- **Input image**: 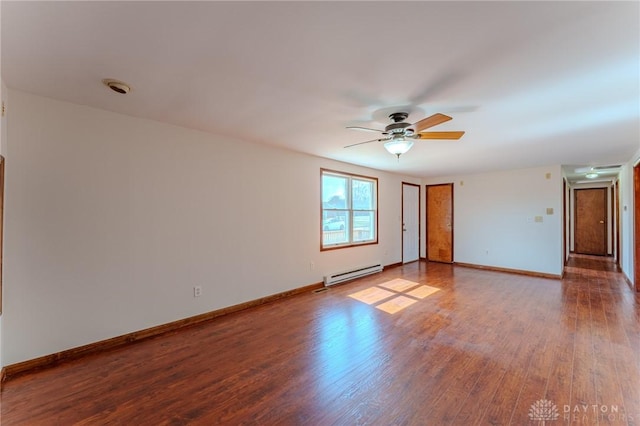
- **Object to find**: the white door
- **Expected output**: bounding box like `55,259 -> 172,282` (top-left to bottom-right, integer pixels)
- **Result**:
402,183 -> 420,263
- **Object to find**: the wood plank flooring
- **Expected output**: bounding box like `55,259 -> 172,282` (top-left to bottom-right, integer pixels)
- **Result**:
2,255 -> 638,425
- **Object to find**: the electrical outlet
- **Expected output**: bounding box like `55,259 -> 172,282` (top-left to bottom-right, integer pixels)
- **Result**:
193,286 -> 202,297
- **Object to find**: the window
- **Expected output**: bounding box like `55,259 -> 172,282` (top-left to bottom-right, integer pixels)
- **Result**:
321,169 -> 378,250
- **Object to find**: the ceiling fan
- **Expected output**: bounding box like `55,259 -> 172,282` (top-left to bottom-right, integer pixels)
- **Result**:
345,112 -> 465,158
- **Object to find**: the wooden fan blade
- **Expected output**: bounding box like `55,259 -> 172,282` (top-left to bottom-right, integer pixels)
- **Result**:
416,131 -> 465,140
346,126 -> 383,133
413,113 -> 452,132
344,137 -> 390,148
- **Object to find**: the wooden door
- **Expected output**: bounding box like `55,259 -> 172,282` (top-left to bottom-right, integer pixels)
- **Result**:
402,183 -> 420,264
574,188 -> 607,255
563,178 -> 567,265
614,182 -> 620,266
426,183 -> 453,263
635,164 -> 639,291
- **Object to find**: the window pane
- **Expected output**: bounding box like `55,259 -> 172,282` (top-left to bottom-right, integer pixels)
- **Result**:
352,179 -> 373,210
322,175 -> 348,209
353,211 -> 375,242
321,169 -> 377,250
323,210 -> 349,245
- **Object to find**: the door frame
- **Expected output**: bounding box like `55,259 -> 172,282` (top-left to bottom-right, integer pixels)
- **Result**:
401,182 -> 421,264
574,187 -> 608,256
562,178 -> 567,265
634,163 -> 639,291
613,181 -> 620,266
426,183 -> 454,263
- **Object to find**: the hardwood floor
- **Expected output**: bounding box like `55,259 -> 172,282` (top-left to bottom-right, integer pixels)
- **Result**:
2,256 -> 638,425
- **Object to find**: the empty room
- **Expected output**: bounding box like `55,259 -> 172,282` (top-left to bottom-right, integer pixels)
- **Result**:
0,2 -> 639,425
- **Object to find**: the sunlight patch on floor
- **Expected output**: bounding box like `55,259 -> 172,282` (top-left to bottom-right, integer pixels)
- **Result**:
348,287 -> 396,305
378,278 -> 421,292
407,285 -> 440,299
348,279 -> 441,314
376,296 -> 417,314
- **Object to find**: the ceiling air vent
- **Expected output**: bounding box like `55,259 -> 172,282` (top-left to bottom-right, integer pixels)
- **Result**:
102,79 -> 131,95
592,165 -> 621,170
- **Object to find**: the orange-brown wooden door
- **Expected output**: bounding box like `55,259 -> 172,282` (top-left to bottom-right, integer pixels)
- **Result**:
635,163 -> 639,291
574,188 -> 607,255
426,183 -> 453,263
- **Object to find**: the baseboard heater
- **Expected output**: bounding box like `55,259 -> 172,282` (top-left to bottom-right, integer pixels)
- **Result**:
324,263 -> 383,286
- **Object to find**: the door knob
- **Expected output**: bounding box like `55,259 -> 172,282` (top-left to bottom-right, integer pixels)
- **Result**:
599,220 -> 604,224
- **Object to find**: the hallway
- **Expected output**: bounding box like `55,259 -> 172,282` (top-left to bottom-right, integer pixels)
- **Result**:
565,253 -> 624,275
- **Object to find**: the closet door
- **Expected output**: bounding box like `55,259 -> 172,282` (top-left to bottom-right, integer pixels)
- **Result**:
574,188 -> 607,255
402,183 -> 420,264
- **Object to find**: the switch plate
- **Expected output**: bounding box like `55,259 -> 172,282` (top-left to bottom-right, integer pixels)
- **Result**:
534,216 -> 543,223
546,208 -> 554,215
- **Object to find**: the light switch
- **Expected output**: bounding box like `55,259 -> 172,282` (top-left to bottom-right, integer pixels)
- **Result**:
534,216 -> 543,223
546,208 -> 554,215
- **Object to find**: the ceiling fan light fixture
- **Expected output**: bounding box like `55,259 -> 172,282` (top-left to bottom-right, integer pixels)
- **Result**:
384,138 -> 414,158
585,172 -> 599,179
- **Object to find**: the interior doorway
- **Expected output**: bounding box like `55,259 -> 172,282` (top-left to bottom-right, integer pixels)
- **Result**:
426,183 -> 453,263
402,183 -> 420,264
614,181 -> 620,267
634,164 -> 639,291
563,178 -> 567,266
574,188 -> 607,255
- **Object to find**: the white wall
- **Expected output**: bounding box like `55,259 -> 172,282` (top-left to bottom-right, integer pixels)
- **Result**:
424,166 -> 564,276
2,90 -> 420,365
3,88 -> 633,367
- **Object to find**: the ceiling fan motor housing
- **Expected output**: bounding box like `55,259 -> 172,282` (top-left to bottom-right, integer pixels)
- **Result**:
386,112 -> 412,135
385,122 -> 411,134
389,112 -> 409,122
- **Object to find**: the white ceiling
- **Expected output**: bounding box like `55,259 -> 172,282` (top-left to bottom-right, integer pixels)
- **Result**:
2,1 -> 639,181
